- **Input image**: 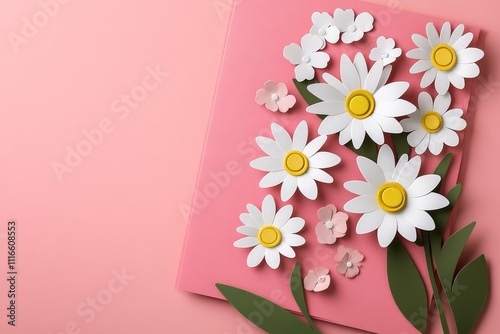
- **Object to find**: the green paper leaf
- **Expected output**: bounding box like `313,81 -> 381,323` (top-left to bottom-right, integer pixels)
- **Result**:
216,283 -> 315,334
293,78 -> 321,111
433,153 -> 453,192
448,255 -> 489,334
438,222 -> 476,286
290,263 -> 320,333
392,133 -> 410,159
387,238 -> 428,333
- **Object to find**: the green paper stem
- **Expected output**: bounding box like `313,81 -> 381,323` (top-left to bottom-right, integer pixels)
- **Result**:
216,283 -> 315,334
423,232 -> 450,334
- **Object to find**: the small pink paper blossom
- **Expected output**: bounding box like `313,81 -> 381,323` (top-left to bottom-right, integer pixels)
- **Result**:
334,245 -> 364,278
255,80 -> 296,113
304,267 -> 331,292
315,204 -> 348,244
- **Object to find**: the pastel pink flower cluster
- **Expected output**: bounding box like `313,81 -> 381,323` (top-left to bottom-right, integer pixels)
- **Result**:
304,245 -> 364,293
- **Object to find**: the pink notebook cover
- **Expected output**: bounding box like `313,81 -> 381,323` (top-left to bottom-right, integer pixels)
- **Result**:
176,0 -> 482,333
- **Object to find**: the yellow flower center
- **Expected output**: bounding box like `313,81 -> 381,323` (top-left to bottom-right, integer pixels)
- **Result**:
421,111 -> 443,133
431,44 -> 457,71
376,182 -> 407,212
345,89 -> 375,119
283,150 -> 309,176
257,225 -> 282,248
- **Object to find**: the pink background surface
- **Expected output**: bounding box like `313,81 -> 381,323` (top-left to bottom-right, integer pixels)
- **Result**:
0,0 -> 497,333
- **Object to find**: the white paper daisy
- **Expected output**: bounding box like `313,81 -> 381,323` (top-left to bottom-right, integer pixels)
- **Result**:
407,22 -> 484,95
234,195 -> 306,269
250,120 -> 341,201
283,34 -> 330,82
310,12 -> 340,49
401,92 -> 466,155
306,53 -> 416,149
344,144 -> 450,247
331,9 -> 374,44
369,36 -> 402,66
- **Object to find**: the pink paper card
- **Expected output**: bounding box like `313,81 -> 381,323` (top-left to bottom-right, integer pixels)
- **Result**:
177,0 -> 485,333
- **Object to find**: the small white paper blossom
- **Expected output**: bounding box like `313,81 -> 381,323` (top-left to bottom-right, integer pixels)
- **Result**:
331,9 -> 374,44
401,92 -> 466,155
310,12 -> 340,49
234,195 -> 305,269
369,36 -> 402,66
407,22 -> 484,95
344,145 -> 450,247
250,120 -> 341,201
284,34 -> 330,82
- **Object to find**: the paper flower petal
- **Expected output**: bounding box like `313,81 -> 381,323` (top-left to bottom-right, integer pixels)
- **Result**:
314,274 -> 331,292
295,63 -> 315,82
297,175 -> 318,200
356,209 -> 385,234
273,204 -> 293,229
315,223 -> 336,244
283,43 -> 303,65
332,9 -> 355,31
247,244 -> 265,267
276,243 -> 296,258
354,12 -> 374,33
277,95 -> 297,113
304,270 -> 319,290
378,214 -> 398,247
281,217 -> 305,234
318,205 -> 334,221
